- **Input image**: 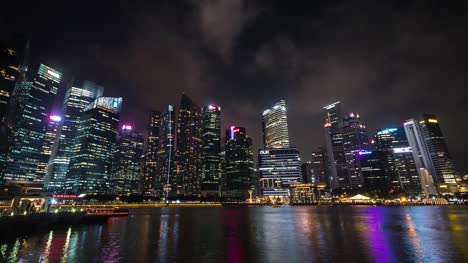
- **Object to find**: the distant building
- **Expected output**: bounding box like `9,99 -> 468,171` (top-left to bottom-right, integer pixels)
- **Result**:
142,111 -> 161,196
258,148 -> 302,197
66,97 -> 122,194
201,105 -> 221,196
301,161 -> 312,184
175,94 -> 202,196
262,100 -> 290,149
111,125 -> 144,195
158,105 -> 176,198
311,147 -> 329,186
3,64 -> 62,184
289,184 -> 315,204
224,126 -> 254,200
45,80 -> 103,193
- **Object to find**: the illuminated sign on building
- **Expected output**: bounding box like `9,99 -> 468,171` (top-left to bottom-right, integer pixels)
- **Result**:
259,150 -> 270,155
358,151 -> 372,155
393,147 -> 412,153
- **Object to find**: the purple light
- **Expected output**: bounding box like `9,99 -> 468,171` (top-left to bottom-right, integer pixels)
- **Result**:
358,151 -> 372,155
49,115 -> 62,122
230,126 -> 235,140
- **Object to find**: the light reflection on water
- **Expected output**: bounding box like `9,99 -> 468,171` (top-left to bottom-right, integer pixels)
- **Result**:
1,206 -> 468,262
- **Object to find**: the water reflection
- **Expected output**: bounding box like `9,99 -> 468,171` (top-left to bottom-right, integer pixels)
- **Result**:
1,207 -> 468,262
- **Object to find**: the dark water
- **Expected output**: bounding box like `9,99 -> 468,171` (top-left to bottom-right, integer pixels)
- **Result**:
1,206 -> 468,263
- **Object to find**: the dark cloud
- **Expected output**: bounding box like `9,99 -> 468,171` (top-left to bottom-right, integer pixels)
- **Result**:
2,0 -> 467,172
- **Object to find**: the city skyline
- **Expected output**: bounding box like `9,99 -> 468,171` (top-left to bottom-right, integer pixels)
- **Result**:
1,1 -> 467,174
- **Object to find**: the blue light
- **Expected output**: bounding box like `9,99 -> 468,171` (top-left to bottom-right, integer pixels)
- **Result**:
358,151 -> 372,155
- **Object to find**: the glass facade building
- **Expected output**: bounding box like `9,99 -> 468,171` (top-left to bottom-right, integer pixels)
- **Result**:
224,126 -> 254,200
3,64 -> 62,184
262,100 -> 290,149
258,148 -> 302,196
44,80 -> 103,193
111,125 -> 144,195
175,94 -> 202,196
201,105 -> 221,195
419,114 -> 457,186
143,110 -> 161,196
65,97 -> 122,194
36,115 -> 61,181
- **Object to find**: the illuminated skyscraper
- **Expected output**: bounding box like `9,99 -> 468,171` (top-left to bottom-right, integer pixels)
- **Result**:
66,97 -> 122,194
341,113 -> 369,189
111,124 -> 144,195
3,63 -> 62,184
201,105 -> 221,196
224,126 -> 254,200
373,127 -> 421,193
262,100 -> 290,149
0,44 -> 20,177
45,80 -> 103,193
158,105 -> 176,197
175,94 -> 202,196
419,114 -> 457,187
404,119 -> 438,195
323,101 -> 347,191
258,148 -> 302,197
143,111 -> 161,196
0,44 -> 19,122
36,115 -> 61,181
310,147 -> 329,186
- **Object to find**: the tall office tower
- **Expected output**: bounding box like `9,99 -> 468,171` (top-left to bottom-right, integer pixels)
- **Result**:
403,119 -> 438,195
111,124 -> 144,195
0,44 -> 19,121
419,114 -> 457,188
373,127 -> 421,193
158,105 -> 176,197
45,80 -> 103,193
224,126 -> 254,200
301,161 -> 313,184
0,44 -> 20,178
201,105 -> 221,196
355,150 -> 388,193
341,113 -> 369,189
323,101 -> 347,191
258,148 -> 302,197
142,111 -> 161,196
66,97 -> 122,194
175,94 -> 203,196
3,64 -> 62,184
373,127 -> 408,149
36,115 -> 61,181
311,147 -> 329,186
262,100 -> 290,149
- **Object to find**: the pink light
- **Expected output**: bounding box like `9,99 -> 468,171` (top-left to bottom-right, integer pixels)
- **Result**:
122,124 -> 133,130
49,115 -> 61,122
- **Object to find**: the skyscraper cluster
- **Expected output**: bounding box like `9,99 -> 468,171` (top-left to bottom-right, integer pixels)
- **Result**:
0,41 -> 460,200
321,101 -> 458,197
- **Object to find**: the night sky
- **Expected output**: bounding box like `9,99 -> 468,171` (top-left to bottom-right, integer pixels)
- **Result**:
1,1 -> 467,173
